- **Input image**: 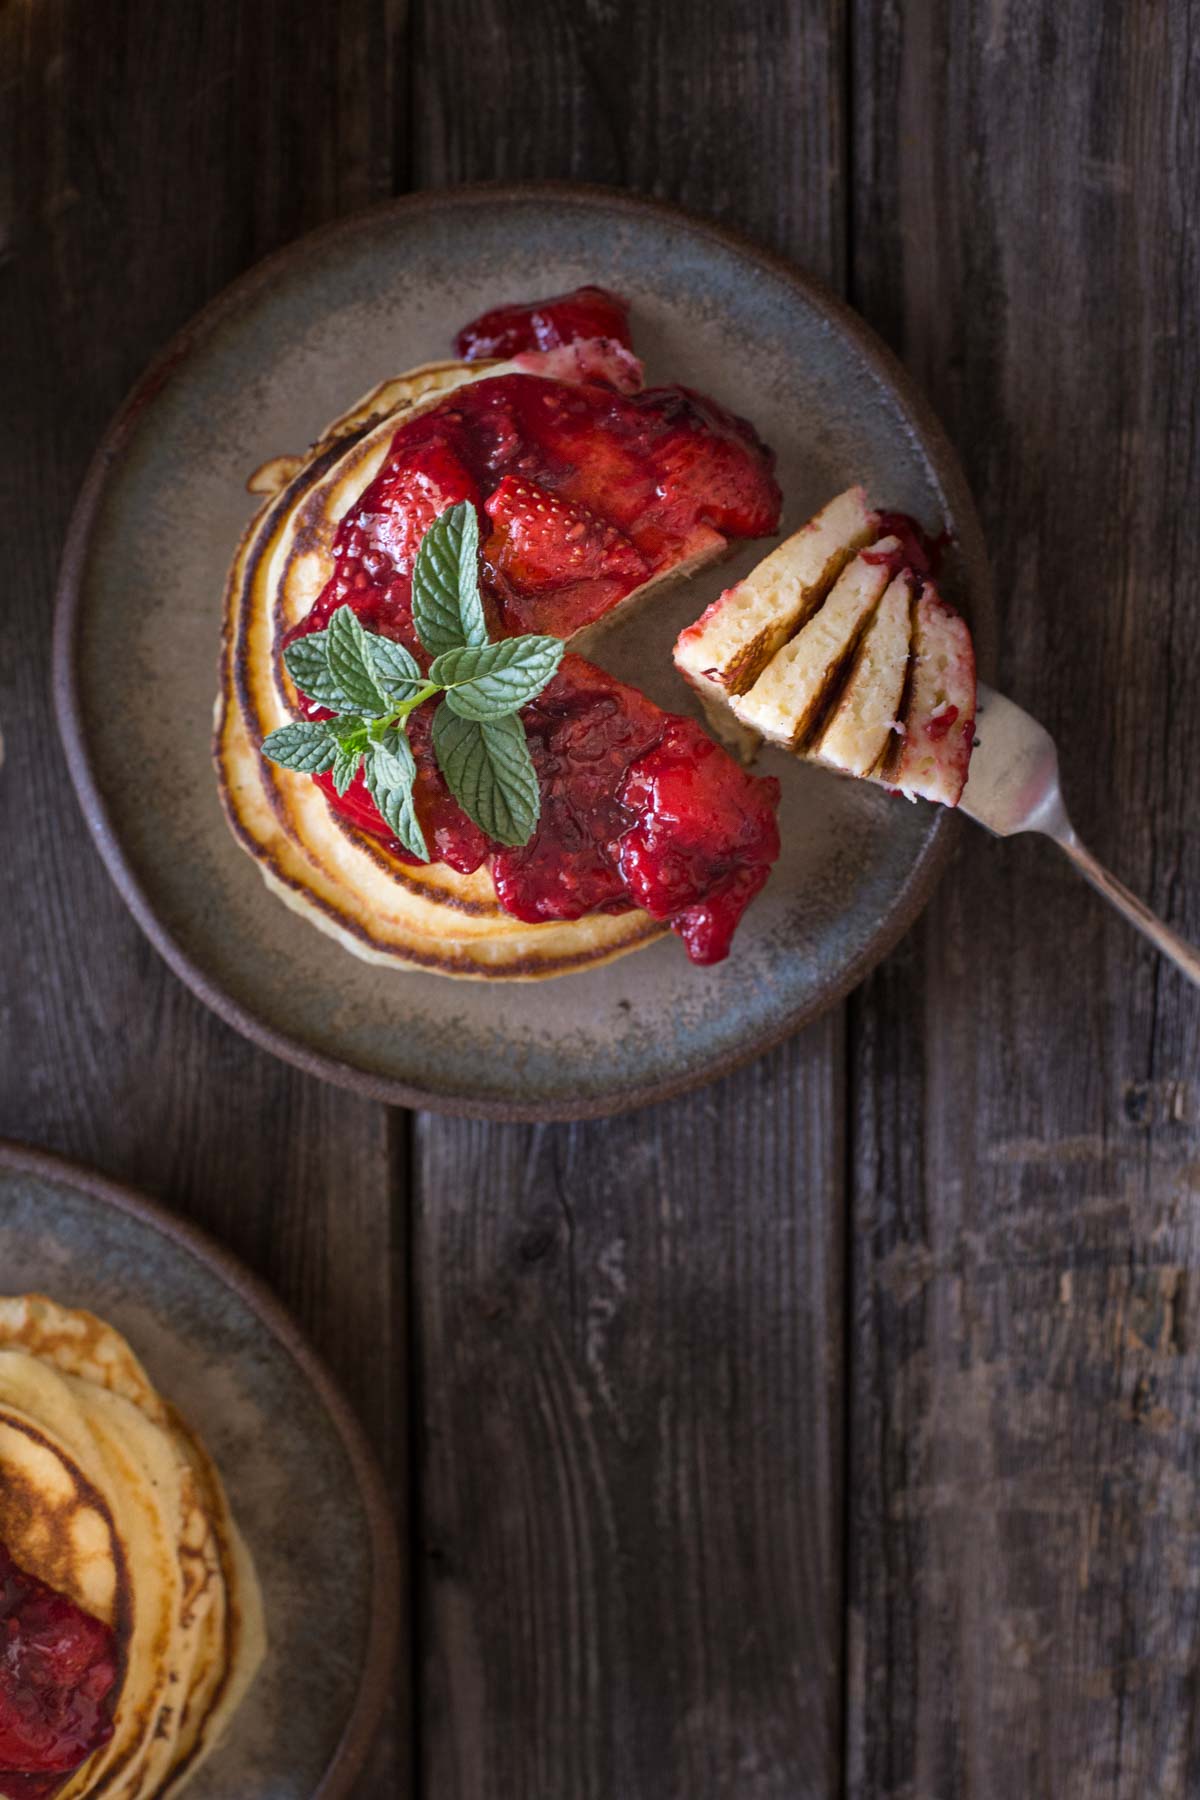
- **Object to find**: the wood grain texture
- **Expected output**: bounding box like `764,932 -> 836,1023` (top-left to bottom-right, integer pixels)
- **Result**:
847,2 -> 1200,1795
9,2 -> 1200,1796
410,0 -> 843,269
0,3 -> 410,1791
415,1039 -> 845,1800
409,3 -> 850,1795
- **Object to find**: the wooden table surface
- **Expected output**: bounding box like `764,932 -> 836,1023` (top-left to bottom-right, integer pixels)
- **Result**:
4,3 -> 1199,1796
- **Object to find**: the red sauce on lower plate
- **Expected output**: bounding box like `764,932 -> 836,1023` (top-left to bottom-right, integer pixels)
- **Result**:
0,1543 -> 118,1798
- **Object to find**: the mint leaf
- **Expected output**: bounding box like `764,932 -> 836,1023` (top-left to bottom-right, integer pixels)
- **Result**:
411,501 -> 487,658
331,742 -> 361,797
326,605 -> 388,715
432,704 -> 540,847
364,732 -> 429,862
432,636 -> 564,721
261,720 -> 337,775
281,630 -> 341,705
368,633 -> 425,701
369,731 -> 416,787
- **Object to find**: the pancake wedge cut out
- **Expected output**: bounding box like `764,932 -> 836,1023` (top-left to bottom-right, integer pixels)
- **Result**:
0,1294 -> 264,1799
674,492 -> 978,809
216,334 -> 782,978
730,540 -> 901,747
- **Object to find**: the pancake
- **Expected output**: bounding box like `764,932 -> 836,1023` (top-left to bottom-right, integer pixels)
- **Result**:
885,585 -> 976,804
214,354 -> 740,979
674,497 -> 977,807
157,1408 -> 264,1798
0,1402 -> 123,1633
674,484 -> 878,704
0,1297 -> 264,1799
812,570 -> 915,777
730,539 -> 903,746
0,1299 -> 166,1423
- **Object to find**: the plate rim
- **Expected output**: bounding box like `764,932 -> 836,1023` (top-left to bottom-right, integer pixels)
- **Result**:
0,1136 -> 399,1800
52,180 -> 993,1122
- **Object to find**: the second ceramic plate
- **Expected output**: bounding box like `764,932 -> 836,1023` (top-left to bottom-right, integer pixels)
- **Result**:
55,184 -> 992,1118
0,1140 -> 396,1799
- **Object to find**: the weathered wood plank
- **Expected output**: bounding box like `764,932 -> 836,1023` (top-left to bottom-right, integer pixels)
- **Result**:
416,1041 -> 845,1799
410,0 -> 843,270
0,4 -> 409,1791
848,3 -> 1200,1795
410,3 -> 848,1794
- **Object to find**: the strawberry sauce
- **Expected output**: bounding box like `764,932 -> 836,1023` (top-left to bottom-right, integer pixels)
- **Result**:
0,1544 -> 118,1798
291,369 -> 779,649
454,285 -> 633,360
493,657 -> 780,964
865,511 -> 944,580
285,288 -> 783,963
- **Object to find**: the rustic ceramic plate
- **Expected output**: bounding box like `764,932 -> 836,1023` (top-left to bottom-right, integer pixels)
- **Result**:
0,1139 -> 397,1800
55,184 -> 993,1119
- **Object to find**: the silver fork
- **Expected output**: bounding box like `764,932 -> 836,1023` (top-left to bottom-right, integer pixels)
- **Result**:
960,683 -> 1200,988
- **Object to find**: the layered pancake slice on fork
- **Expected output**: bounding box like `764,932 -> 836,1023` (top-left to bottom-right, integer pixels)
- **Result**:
673,493 -> 977,806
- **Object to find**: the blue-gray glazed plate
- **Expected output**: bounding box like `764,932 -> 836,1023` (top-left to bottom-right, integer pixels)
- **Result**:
0,1140 -> 397,1799
54,184 -> 993,1120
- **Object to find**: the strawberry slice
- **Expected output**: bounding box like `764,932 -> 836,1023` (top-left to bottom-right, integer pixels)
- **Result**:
351,434 -> 479,580
286,434 -> 479,659
455,286 -> 632,360
630,387 -> 782,544
483,475 -> 648,592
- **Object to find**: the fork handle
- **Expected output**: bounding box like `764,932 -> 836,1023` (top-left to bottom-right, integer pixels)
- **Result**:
1055,833 -> 1200,989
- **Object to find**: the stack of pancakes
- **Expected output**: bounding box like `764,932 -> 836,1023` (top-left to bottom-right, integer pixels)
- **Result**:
0,1295 -> 264,1798
214,358 -> 722,980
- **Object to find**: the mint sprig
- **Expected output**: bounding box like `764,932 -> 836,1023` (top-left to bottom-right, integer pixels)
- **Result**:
261,501 -> 563,857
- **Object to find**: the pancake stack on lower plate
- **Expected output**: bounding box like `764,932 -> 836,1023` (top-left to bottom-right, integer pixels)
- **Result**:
0,1294 -> 265,1798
